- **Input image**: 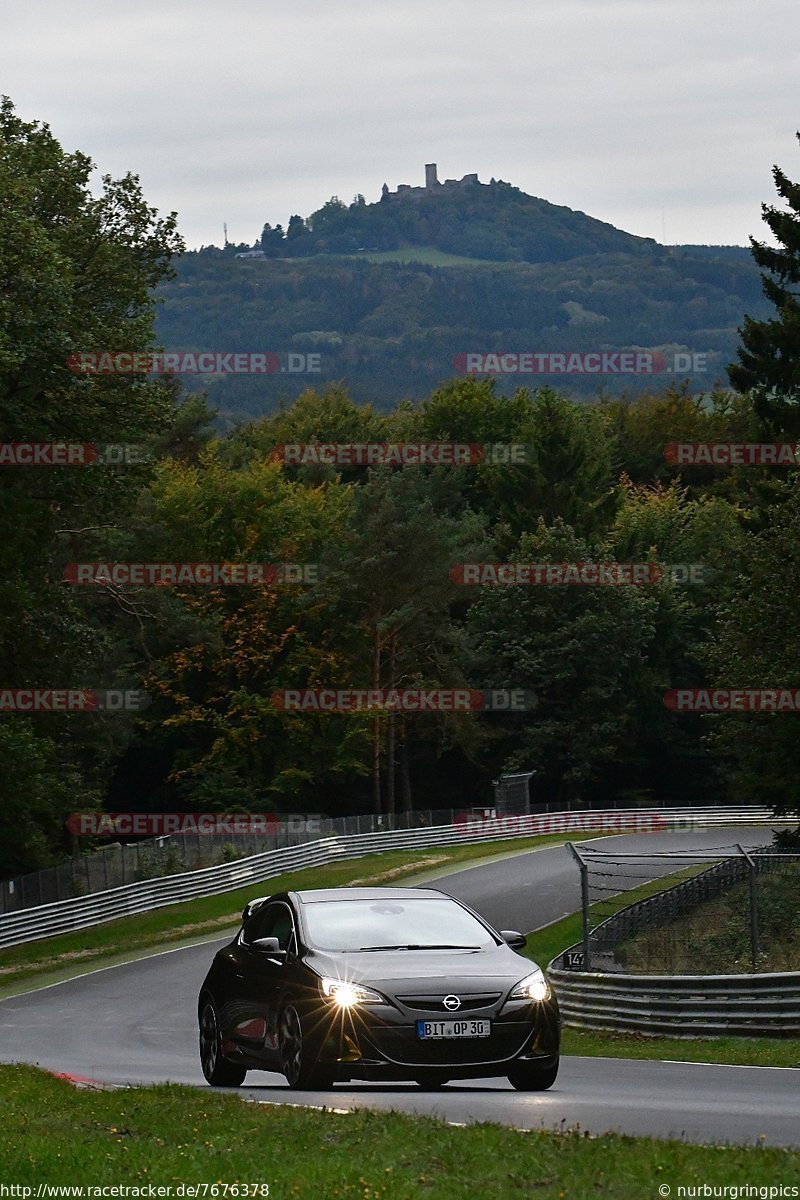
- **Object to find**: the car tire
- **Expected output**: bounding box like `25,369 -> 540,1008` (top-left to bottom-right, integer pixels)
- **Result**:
199,1000 -> 247,1087
507,1057 -> 559,1091
279,1002 -> 334,1090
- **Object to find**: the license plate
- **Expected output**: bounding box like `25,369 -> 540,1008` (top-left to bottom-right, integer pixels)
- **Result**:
416,1019 -> 491,1039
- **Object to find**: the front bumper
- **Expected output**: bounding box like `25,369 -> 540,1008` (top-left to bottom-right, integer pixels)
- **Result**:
316,994 -> 560,1081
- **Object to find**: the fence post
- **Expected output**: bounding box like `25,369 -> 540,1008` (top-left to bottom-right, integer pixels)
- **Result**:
737,844 -> 760,969
566,841 -> 591,971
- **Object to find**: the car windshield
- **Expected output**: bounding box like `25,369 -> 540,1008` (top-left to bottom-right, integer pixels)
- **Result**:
302,897 -> 497,952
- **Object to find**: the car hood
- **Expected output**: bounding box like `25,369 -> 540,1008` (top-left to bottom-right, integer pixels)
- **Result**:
306,946 -> 536,990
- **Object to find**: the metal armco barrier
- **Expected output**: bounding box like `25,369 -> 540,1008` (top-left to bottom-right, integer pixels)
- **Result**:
548,965 -> 800,1037
0,805 -> 790,950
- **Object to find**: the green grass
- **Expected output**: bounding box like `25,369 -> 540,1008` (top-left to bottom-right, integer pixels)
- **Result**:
616,867 -> 800,974
0,834 -> 570,996
349,246 -> 498,266
273,245 -> 499,267
2,1065 -> 798,1195
560,1027 -> 800,1067
523,913 -> 584,972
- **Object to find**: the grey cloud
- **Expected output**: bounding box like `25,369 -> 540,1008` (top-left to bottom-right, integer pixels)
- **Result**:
1,0 -> 796,247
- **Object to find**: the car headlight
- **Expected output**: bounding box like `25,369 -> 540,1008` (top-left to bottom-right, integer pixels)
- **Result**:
320,977 -> 385,1008
509,967 -> 551,1002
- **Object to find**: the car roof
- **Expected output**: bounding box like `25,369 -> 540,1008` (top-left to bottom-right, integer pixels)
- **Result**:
292,886 -> 447,904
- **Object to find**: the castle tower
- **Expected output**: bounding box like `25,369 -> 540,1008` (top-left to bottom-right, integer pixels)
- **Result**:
425,163 -> 439,190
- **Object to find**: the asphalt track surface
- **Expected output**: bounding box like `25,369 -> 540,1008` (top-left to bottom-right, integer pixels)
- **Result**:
1,826 -> 798,1147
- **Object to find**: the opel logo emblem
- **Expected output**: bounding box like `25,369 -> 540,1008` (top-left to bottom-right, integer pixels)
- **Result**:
443,994 -> 461,1012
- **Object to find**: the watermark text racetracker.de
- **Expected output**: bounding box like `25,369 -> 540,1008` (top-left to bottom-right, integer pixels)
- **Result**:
455,811 -> 668,836
450,562 -> 709,586
454,350 -> 708,375
0,689 -> 150,713
65,812 -> 322,837
664,689 -> 800,712
665,442 -> 800,466
63,563 -> 321,586
0,443 -> 149,466
67,351 -> 321,375
272,442 -> 532,466
271,688 -> 537,712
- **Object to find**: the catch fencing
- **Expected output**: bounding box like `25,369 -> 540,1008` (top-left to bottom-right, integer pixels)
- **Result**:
551,842 -> 800,1035
0,805 -> 790,950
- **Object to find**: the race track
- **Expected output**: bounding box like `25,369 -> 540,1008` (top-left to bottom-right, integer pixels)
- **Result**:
1,826 -> 797,1147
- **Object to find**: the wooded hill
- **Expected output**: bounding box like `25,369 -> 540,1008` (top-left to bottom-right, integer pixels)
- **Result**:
156,181 -> 767,423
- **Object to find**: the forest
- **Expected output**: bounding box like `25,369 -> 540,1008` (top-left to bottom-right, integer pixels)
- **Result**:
2,100 -> 800,877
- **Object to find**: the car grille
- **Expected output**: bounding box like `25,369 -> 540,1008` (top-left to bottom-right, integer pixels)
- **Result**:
395,992 -> 502,1013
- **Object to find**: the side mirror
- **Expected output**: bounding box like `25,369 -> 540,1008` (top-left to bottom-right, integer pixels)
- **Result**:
241,897 -> 268,923
250,937 -> 286,958
500,930 -> 527,950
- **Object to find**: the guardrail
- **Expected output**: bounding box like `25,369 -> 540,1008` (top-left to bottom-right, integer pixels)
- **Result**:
548,965 -> 800,1037
0,805 -> 789,950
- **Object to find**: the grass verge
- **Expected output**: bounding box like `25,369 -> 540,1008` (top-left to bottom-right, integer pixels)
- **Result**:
1,1065 -> 798,1196
560,1027 -> 800,1067
0,834 -> 569,996
617,866 -> 800,974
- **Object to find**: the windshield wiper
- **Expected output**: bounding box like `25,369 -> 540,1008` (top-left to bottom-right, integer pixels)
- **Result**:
354,944 -> 482,952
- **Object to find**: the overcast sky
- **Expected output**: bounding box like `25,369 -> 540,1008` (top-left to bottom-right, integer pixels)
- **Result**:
2,0 -> 797,250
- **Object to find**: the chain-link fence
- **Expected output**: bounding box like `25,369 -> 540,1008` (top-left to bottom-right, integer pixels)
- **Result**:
0,810 -> 454,915
3,797 -> 793,918
1,784 -> 678,916
563,842 -> 800,974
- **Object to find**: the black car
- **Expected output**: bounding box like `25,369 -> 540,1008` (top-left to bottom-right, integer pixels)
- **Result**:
198,886 -> 560,1091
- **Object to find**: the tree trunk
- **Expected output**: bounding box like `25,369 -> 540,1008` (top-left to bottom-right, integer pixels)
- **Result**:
386,635 -> 397,818
400,721 -> 412,814
372,627 -> 382,816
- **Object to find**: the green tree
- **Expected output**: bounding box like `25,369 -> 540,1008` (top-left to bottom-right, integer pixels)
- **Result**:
603,479 -> 748,802
260,222 -> 285,256
729,133 -> 800,433
115,453 -> 360,811
602,388 -> 758,487
285,215 -> 308,242
465,520 -> 690,806
703,481 -> 800,833
0,97 -> 182,872
321,468 -> 485,814
411,380 -> 618,538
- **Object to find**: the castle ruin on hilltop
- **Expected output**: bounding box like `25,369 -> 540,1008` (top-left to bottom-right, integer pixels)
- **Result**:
381,163 -> 480,198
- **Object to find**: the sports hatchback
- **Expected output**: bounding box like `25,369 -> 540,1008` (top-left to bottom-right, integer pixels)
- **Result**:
198,886 -> 560,1090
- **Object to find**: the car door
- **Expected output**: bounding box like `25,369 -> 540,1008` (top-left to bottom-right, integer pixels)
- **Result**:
233,901 -> 298,1063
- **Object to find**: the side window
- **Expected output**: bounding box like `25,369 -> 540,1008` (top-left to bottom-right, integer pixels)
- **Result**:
244,903 -> 296,953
